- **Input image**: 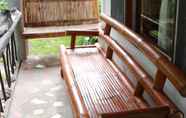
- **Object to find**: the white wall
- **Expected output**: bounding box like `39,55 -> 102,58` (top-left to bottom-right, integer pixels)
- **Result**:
7,0 -> 20,9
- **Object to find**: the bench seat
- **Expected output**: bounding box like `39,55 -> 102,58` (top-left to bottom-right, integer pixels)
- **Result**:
60,46 -> 166,118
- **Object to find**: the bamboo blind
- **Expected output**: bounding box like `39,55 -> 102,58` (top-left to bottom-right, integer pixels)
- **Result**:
23,0 -> 99,27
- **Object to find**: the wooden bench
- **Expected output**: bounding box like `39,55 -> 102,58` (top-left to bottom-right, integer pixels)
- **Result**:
60,14 -> 186,118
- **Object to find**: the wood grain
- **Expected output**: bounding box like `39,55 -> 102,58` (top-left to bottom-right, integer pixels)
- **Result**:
23,0 -> 99,27
100,13 -> 186,97
59,14 -> 186,118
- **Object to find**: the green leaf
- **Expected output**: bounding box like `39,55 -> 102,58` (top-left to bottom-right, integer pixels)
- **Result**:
0,0 -> 8,12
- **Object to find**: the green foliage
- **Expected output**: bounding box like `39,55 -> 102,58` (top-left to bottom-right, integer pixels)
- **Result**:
88,37 -> 98,44
0,0 -> 8,12
29,36 -> 98,56
150,30 -> 159,39
98,0 -> 103,13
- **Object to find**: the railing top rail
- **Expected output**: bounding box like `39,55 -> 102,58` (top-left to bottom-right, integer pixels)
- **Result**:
0,9 -> 21,54
100,13 -> 186,97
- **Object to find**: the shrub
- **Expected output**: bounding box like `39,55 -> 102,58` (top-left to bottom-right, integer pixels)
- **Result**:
0,0 -> 8,12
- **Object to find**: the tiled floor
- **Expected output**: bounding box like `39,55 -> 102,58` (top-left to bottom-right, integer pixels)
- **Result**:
7,66 -> 73,118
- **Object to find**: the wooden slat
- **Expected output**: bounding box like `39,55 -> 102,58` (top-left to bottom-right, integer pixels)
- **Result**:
100,106 -> 170,118
66,30 -> 100,36
62,47 -> 148,117
23,24 -> 99,39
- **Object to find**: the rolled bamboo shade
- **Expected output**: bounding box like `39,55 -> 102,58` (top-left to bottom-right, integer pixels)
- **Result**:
23,0 -> 99,27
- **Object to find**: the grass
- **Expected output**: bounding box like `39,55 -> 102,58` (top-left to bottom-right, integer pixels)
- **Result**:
29,36 -> 97,56
0,0 -> 8,12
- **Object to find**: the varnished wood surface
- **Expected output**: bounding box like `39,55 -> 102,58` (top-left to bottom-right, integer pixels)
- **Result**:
60,30 -> 185,117
60,46 -> 182,118
99,32 -> 178,109
59,14 -> 186,118
100,13 -> 186,97
23,23 -> 99,39
62,47 -> 148,118
100,105 -> 170,118
60,45 -> 89,117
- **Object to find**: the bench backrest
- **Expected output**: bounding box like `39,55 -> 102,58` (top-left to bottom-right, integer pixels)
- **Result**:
100,14 -> 186,98
97,15 -> 186,116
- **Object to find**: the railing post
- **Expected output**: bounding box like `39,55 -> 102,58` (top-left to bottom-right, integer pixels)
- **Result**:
0,71 -> 7,101
2,53 -> 11,88
11,33 -> 17,64
0,99 -> 3,112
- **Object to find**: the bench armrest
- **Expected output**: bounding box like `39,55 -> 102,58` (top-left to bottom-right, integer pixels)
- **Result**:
60,45 -> 89,117
99,106 -> 170,118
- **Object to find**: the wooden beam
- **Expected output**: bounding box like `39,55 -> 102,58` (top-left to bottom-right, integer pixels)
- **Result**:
125,0 -> 133,28
100,106 -> 170,118
66,30 -> 99,36
23,31 -> 66,39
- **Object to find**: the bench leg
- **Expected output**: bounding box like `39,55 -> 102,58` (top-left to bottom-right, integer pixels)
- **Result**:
60,68 -> 64,79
